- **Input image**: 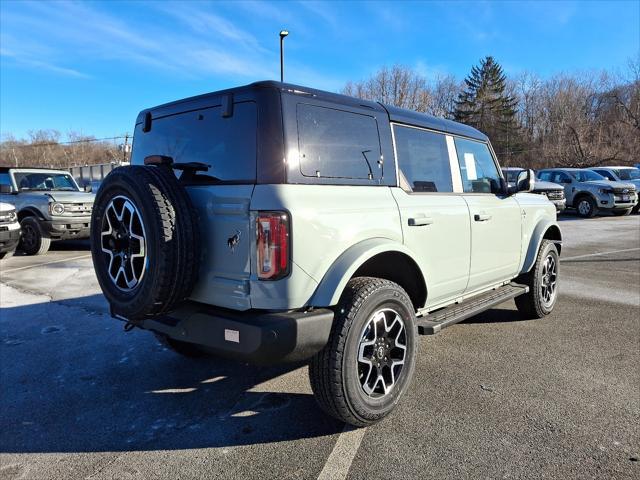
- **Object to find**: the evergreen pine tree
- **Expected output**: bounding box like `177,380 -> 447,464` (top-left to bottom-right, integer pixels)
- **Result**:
454,56 -> 520,162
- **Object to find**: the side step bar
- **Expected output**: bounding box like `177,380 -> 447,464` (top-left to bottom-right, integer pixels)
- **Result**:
417,283 -> 529,335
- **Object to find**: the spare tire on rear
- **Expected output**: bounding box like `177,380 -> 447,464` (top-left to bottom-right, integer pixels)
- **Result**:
90,165 -> 200,320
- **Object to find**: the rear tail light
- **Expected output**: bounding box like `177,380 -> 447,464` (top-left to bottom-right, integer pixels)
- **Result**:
256,211 -> 290,280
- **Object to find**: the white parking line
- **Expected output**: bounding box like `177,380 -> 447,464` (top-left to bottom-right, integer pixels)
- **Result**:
0,254 -> 91,274
317,424 -> 367,480
561,247 -> 640,262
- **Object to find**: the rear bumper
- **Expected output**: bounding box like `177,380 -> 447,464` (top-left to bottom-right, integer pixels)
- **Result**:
0,227 -> 21,253
138,302 -> 334,365
41,216 -> 91,239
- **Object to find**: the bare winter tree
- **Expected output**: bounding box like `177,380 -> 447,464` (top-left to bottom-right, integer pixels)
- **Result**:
0,130 -> 124,168
343,65 -> 432,112
344,59 -> 640,169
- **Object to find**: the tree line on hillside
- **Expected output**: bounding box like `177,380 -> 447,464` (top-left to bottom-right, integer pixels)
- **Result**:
0,130 -> 128,168
2,56 -> 638,170
343,56 -> 640,168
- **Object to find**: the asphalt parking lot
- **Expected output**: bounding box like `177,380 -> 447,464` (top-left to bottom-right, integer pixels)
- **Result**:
1,215 -> 639,480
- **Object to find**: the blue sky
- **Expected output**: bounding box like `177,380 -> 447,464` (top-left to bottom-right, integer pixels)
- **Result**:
1,0 -> 638,141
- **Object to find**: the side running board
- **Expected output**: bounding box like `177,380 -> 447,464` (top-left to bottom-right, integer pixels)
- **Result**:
417,283 -> 529,335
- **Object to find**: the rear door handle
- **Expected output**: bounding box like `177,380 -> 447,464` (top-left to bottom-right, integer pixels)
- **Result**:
408,215 -> 434,226
474,213 -> 492,222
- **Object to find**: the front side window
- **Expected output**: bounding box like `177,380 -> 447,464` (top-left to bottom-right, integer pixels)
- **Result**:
570,170 -> 605,182
13,172 -> 79,191
537,171 -> 552,182
296,104 -> 382,179
594,170 -> 616,181
454,138 -> 502,194
393,126 -> 452,192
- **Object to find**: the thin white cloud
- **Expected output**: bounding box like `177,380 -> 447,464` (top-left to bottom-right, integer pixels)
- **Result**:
0,31 -> 90,78
1,1 -> 276,80
0,0 -> 353,90
297,1 -> 339,28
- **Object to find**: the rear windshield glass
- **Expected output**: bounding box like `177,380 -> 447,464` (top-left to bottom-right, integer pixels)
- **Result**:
131,101 -> 257,183
296,104 -> 382,179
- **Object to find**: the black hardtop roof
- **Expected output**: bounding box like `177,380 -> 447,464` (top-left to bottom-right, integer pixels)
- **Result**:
139,80 -> 488,141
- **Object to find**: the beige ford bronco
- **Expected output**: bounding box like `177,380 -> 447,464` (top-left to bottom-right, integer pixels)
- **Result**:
91,81 -> 561,426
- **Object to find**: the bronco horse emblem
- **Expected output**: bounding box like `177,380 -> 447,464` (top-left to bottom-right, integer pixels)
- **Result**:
227,230 -> 242,252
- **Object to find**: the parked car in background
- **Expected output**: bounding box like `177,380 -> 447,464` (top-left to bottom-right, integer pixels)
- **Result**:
0,199 -> 21,259
0,168 -> 95,255
537,168 -> 637,218
503,167 -> 565,212
589,166 -> 640,213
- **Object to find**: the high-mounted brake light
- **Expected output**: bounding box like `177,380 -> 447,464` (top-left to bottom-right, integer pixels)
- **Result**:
256,211 -> 290,280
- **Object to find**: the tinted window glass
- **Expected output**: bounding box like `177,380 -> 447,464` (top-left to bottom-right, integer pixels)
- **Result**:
13,172 -> 78,191
553,172 -> 571,184
131,101 -> 257,183
615,168 -> 640,180
594,169 -> 615,181
570,170 -> 605,182
393,126 -> 452,192
454,138 -> 501,193
537,171 -> 552,182
504,169 -> 523,183
297,104 -> 381,179
0,173 -> 11,186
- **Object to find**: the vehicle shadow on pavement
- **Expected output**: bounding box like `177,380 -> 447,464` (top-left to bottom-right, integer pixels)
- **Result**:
0,294 -> 343,454
461,307 -> 531,324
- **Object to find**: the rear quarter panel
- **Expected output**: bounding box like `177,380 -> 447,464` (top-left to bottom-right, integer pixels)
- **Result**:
249,184 -> 402,309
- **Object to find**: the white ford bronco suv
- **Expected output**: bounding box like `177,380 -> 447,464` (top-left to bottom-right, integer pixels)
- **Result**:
91,81 -> 562,426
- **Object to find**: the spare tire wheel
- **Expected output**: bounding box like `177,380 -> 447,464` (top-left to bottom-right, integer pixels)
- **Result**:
90,165 -> 200,320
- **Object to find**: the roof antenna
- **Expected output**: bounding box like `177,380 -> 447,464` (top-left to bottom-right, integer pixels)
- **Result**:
279,30 -> 289,82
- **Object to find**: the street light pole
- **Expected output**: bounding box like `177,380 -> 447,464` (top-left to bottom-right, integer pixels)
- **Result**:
279,30 -> 289,82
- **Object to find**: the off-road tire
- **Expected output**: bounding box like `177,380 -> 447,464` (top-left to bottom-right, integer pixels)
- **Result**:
612,208 -> 632,216
309,277 -> 417,427
91,165 -> 200,321
19,217 -> 51,255
515,240 -> 559,319
154,333 -> 208,358
575,195 -> 597,218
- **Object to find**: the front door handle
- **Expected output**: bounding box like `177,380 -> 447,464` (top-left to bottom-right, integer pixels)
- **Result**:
474,213 -> 492,222
408,215 -> 434,226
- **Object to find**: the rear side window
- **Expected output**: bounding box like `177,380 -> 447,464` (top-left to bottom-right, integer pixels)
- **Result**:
296,104 -> 381,179
454,138 -> 501,194
537,171 -> 552,182
393,126 -> 452,193
131,101 -> 257,183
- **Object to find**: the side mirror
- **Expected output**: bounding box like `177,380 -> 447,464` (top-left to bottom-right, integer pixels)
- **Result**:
84,184 -> 93,193
516,169 -> 535,193
0,184 -> 13,194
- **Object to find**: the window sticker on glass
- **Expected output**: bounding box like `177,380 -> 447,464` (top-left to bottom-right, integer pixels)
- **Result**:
464,153 -> 477,180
